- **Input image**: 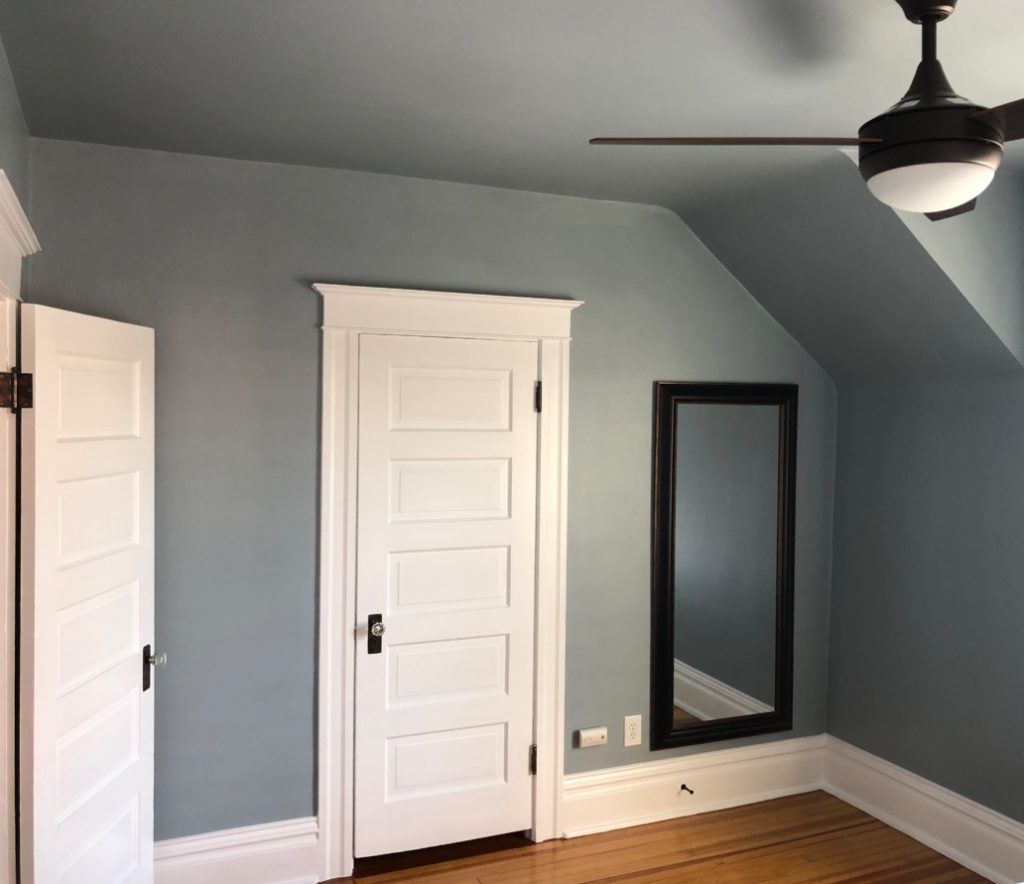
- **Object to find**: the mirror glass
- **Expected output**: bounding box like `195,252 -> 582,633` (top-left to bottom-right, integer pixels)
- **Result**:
672,403 -> 778,728
651,383 -> 796,749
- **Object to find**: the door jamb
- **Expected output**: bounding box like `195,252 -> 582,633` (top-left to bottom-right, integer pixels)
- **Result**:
0,282 -> 18,884
0,169 -> 40,884
313,284 -> 581,879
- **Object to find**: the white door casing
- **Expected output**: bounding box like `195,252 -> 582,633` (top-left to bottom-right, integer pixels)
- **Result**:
0,168 -> 40,882
0,284 -> 17,884
316,285 -> 581,879
20,305 -> 155,883
354,334 -> 539,856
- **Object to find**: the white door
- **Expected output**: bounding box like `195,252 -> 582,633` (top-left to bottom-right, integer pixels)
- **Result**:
20,304 -> 155,883
354,333 -> 539,857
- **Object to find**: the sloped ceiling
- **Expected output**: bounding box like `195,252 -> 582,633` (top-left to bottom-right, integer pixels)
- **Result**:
684,153 -> 1024,382
2,0 -> 1023,379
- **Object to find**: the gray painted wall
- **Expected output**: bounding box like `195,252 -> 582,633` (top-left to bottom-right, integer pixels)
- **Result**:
830,380 -> 1024,822
673,404 -> 778,706
897,170 -> 1024,368
0,34 -> 27,200
25,137 -> 836,839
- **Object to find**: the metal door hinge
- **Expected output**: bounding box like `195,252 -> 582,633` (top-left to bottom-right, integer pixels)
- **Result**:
534,381 -> 542,413
529,744 -> 538,775
0,369 -> 32,412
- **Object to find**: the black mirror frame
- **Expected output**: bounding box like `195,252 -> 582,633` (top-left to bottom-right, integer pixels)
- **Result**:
650,381 -> 797,749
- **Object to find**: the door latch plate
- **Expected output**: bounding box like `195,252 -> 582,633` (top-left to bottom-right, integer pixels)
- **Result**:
368,614 -> 384,654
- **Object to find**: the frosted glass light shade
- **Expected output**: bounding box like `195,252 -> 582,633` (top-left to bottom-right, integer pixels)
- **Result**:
866,161 -> 996,213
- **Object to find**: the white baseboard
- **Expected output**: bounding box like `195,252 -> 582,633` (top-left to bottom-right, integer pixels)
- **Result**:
154,817 -> 319,884
672,658 -> 774,720
824,736 -> 1024,884
156,736 -> 1024,884
561,735 -> 827,837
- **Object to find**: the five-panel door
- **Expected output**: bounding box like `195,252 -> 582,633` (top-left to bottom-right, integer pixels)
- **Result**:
20,305 -> 155,883
354,333 -> 539,857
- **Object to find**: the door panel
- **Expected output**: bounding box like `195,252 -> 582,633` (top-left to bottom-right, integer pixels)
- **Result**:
389,457 -> 511,521
21,304 -> 154,884
354,334 -> 538,857
387,545 -> 510,612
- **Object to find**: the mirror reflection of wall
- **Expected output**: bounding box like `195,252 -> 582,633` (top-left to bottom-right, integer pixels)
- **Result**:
650,382 -> 796,749
672,404 -> 778,728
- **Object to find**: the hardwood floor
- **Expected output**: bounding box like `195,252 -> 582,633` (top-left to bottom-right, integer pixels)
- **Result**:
336,791 -> 982,883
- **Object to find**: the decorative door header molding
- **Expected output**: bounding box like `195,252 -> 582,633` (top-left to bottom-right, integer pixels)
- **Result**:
0,171 -> 40,259
314,283 -> 582,340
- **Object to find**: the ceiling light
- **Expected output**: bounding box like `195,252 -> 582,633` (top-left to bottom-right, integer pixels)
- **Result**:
863,156 -> 999,213
856,51 -> 1004,216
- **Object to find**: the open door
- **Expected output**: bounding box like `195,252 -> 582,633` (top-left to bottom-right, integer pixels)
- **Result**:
20,304 -> 155,883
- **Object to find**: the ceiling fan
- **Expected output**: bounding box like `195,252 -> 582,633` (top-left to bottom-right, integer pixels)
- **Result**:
590,0 -> 1024,221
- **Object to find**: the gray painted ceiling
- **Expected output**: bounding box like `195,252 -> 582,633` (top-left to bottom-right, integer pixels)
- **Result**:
2,0 -> 1023,381
685,152 -> 1024,382
1,0 -> 1023,211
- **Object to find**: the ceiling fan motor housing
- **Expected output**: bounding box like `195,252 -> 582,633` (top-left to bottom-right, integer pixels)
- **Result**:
858,106 -> 1003,183
858,55 -> 1003,211
895,0 -> 957,24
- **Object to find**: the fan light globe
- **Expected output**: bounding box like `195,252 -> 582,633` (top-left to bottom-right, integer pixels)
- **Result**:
865,161 -> 996,213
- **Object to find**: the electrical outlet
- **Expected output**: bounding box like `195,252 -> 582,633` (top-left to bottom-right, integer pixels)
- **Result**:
624,714 -> 642,747
577,726 -> 608,748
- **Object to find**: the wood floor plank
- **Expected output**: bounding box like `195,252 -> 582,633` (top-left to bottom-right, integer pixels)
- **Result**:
334,791 -> 984,884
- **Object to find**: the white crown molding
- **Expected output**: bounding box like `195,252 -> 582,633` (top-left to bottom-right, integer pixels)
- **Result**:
673,658 -> 773,720
154,817 -> 319,884
561,735 -> 827,838
824,736 -> 1024,884
314,283 -> 582,340
0,171 -> 40,259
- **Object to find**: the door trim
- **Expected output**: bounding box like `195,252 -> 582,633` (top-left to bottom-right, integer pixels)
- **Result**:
0,282 -> 18,884
0,168 -> 39,884
313,284 -> 582,879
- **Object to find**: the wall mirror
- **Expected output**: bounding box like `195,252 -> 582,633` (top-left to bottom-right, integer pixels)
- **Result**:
650,382 -> 796,748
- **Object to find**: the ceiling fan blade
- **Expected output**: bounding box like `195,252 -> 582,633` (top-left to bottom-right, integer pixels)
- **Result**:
969,98 -> 1024,142
925,199 -> 976,222
589,136 -> 879,146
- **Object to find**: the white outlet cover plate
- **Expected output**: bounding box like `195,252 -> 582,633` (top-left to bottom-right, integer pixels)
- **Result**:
578,726 -> 608,748
624,714 -> 642,747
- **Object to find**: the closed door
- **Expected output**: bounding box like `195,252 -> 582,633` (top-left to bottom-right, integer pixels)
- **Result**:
354,333 -> 539,857
20,305 -> 155,883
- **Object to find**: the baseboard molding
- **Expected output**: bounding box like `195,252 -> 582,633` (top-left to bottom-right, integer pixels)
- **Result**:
672,658 -> 773,720
154,817 -> 319,884
824,737 -> 1024,884
561,735 -> 827,837
156,736 -> 1024,884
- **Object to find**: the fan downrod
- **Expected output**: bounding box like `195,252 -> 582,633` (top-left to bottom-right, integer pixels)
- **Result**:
895,0 -> 957,24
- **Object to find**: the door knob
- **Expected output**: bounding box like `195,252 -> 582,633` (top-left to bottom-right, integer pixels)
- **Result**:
368,614 -> 385,654
142,643 -> 167,691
